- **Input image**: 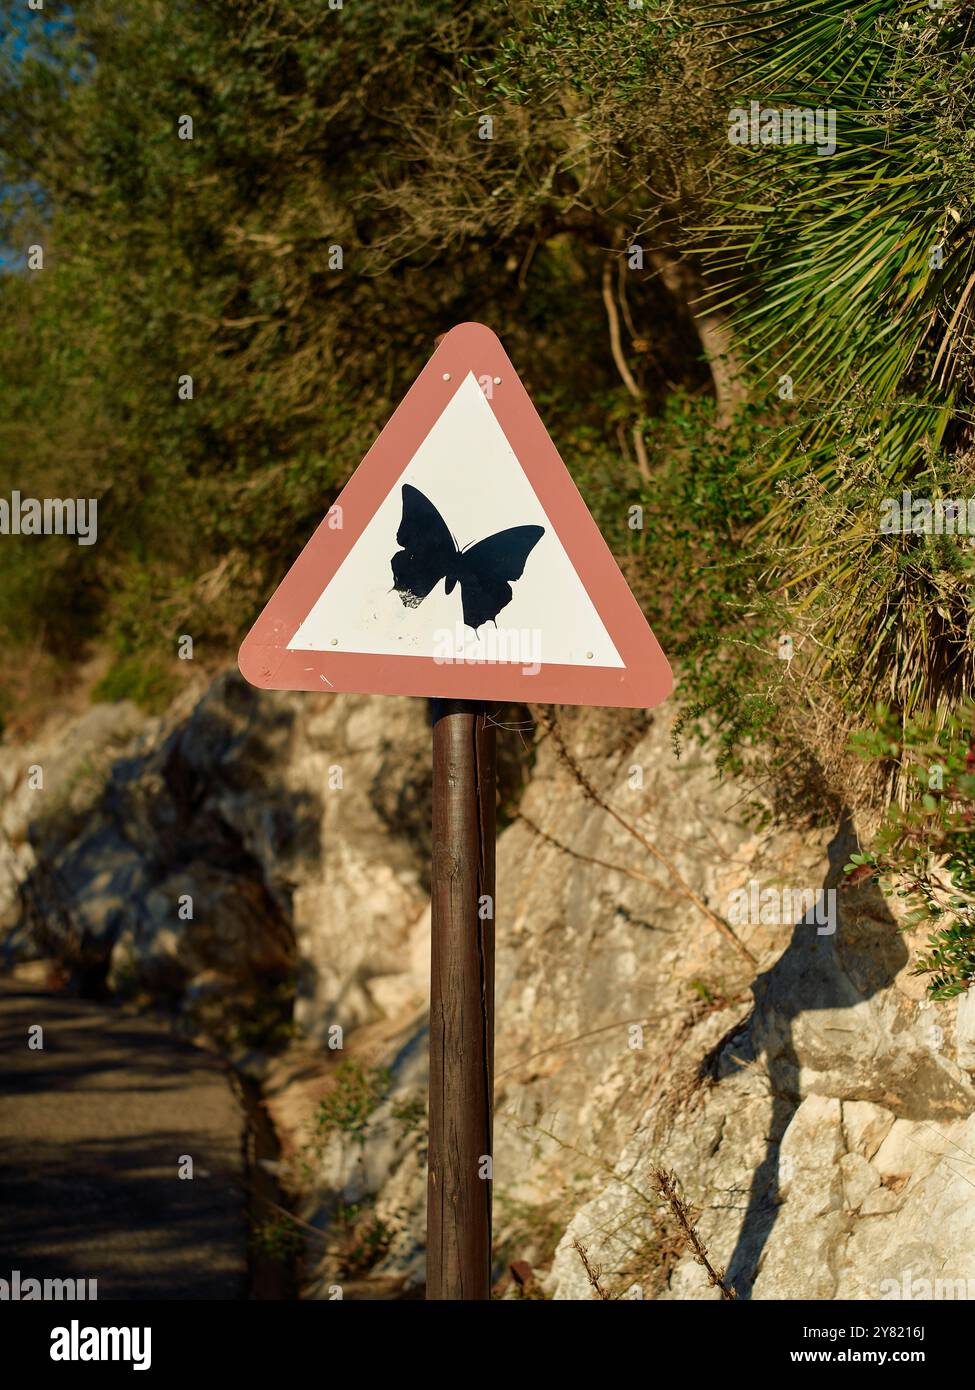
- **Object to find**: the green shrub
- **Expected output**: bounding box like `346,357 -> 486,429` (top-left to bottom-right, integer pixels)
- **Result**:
846,702 -> 975,999
91,655 -> 180,713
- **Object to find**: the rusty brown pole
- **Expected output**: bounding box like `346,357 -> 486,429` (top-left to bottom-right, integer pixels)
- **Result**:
426,698 -> 496,1300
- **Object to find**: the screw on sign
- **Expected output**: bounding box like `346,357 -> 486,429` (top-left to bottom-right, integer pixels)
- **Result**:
238,323 -> 672,1300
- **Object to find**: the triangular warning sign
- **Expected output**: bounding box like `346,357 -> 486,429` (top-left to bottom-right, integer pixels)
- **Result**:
239,323 -> 672,708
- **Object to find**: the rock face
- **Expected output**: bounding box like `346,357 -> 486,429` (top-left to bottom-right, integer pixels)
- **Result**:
502,714 -> 975,1302
3,677 -> 974,1300
0,701 -> 147,962
1,676 -> 430,1046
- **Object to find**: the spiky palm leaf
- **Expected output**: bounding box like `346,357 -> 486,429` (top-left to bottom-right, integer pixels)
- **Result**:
703,0 -> 975,715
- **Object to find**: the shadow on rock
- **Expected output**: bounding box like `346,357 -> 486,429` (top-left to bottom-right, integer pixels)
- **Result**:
18,674 -> 319,1039
714,813 -> 909,1299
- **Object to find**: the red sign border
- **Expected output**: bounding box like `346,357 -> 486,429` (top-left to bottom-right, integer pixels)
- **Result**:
238,323 -> 673,709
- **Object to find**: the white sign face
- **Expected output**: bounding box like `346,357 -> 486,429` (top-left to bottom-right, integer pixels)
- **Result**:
287,373 -> 623,671
239,322 -> 673,708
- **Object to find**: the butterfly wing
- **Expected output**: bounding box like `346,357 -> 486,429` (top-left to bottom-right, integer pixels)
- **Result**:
456,525 -> 545,632
391,484 -> 456,608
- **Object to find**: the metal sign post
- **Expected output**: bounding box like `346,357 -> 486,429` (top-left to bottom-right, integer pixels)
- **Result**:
426,699 -> 496,1299
238,322 -> 673,1304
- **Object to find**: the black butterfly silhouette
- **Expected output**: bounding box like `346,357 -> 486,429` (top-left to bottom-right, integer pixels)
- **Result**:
391,484 -> 544,633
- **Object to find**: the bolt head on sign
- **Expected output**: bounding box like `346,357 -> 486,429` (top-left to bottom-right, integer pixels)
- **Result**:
238,323 -> 672,708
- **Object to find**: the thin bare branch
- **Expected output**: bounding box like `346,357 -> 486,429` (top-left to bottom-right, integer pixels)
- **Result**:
536,710 -> 758,966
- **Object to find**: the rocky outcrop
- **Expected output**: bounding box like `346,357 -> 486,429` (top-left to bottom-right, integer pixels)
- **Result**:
1,676 -> 430,1043
3,676 -> 973,1300
284,703 -> 974,1301
503,716 -> 975,1301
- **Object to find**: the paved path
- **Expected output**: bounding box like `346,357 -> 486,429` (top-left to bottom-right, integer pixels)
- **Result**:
0,981 -> 248,1299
